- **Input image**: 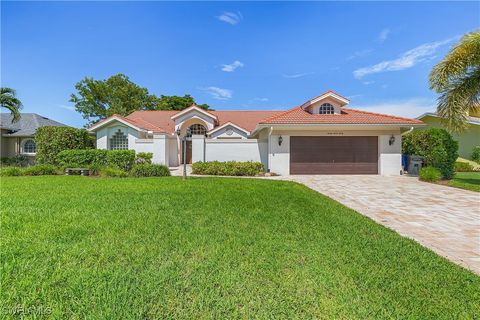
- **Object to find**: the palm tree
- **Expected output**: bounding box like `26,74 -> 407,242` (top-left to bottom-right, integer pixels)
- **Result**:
429,31 -> 480,132
0,87 -> 22,123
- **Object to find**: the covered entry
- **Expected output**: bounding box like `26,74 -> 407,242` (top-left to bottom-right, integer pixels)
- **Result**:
290,136 -> 378,174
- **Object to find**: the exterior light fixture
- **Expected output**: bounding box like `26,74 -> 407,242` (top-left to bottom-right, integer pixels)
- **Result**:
278,136 -> 283,146
176,127 -> 181,136
389,135 -> 395,146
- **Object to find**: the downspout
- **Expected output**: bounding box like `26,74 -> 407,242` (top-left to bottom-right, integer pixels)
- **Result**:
401,127 -> 414,136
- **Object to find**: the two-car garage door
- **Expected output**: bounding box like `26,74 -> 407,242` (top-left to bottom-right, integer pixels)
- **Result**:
290,136 -> 378,174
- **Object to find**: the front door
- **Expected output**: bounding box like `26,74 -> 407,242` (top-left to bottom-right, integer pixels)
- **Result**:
181,140 -> 192,164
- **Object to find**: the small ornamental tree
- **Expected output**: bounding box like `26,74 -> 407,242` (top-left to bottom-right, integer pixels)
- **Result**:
402,128 -> 458,179
35,126 -> 94,164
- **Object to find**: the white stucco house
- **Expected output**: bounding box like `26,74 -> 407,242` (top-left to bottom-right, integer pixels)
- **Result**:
89,91 -> 424,175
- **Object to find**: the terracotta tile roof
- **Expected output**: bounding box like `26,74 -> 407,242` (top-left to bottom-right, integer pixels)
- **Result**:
127,110 -> 283,134
91,114 -> 166,133
260,106 -> 424,125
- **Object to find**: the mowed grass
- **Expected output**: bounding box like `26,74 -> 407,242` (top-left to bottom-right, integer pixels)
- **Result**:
1,176 -> 479,319
449,172 -> 480,192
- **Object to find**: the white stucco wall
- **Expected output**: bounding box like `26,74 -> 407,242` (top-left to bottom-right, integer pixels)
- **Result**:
168,137 -> 179,167
192,135 -> 205,163
209,126 -> 248,139
204,139 -> 267,166
95,123 -> 169,165
378,134 -> 402,175
267,130 -> 403,176
268,134 -> 290,175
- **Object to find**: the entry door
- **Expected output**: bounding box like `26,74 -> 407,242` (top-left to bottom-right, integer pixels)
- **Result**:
182,141 -> 192,164
290,136 -> 378,174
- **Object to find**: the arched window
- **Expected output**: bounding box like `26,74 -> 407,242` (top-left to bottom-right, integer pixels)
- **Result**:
110,129 -> 128,150
187,124 -> 207,137
319,103 -> 335,115
22,139 -> 36,154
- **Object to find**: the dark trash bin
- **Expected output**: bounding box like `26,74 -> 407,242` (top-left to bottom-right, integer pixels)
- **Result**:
408,155 -> 423,176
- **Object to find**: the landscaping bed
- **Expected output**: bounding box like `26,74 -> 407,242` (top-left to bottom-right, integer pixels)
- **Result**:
1,176 -> 479,318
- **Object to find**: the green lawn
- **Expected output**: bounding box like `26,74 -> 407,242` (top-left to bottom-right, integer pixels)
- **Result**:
448,172 -> 480,192
1,176 -> 479,319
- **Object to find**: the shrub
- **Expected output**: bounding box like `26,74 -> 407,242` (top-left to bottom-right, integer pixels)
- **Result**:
22,164 -> 58,176
56,149 -> 135,171
471,146 -> 480,164
192,161 -> 264,176
130,164 -> 170,177
454,161 -> 474,172
402,128 -> 458,179
35,126 -> 94,165
57,149 -> 108,167
107,150 -> 136,171
419,167 -> 442,182
0,155 -> 28,167
0,167 -> 23,176
135,152 -> 153,164
101,166 -> 128,178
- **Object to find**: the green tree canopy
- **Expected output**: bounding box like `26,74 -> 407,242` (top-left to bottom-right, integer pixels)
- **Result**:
70,74 -> 210,125
157,94 -> 211,111
429,31 -> 480,132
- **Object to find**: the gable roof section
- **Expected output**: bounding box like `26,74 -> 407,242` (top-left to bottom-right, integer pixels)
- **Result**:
301,90 -> 350,109
88,114 -> 165,133
125,110 -> 282,134
170,105 -> 218,121
208,121 -> 250,135
261,106 -> 424,125
1,113 -> 68,136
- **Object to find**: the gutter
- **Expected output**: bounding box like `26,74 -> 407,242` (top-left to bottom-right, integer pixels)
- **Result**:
401,127 -> 415,136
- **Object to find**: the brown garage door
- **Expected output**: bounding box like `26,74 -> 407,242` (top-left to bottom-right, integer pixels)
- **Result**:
290,136 -> 378,174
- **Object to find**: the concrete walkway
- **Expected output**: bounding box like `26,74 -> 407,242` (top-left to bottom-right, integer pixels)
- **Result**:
280,175 -> 480,275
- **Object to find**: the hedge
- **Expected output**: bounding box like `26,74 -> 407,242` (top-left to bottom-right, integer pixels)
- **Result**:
454,161 -> 474,172
35,126 -> 94,165
192,161 -> 264,176
0,165 -> 58,176
472,146 -> 480,164
402,128 -> 458,179
419,167 -> 442,182
130,164 -> 170,177
57,149 -> 135,171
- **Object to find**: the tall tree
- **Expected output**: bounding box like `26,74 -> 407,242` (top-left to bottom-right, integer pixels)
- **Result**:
70,74 -> 159,125
70,74 -> 211,125
0,87 -> 22,123
157,94 -> 211,111
429,31 -> 480,132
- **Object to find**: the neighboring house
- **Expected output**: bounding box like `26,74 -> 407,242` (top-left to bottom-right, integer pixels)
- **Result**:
89,91 -> 423,175
416,112 -> 480,160
0,113 -> 68,160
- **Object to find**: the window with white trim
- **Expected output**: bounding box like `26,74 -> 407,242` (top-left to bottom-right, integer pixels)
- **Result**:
22,139 -> 36,154
110,129 -> 128,150
319,103 -> 335,115
187,124 -> 207,137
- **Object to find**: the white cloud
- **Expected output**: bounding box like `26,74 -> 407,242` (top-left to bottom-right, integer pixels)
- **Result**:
346,49 -> 372,61
200,86 -> 232,100
217,11 -> 242,25
59,104 -> 75,112
378,28 -> 391,43
356,98 -> 436,118
282,72 -> 313,79
253,97 -> 269,102
353,37 -> 456,79
221,60 -> 244,72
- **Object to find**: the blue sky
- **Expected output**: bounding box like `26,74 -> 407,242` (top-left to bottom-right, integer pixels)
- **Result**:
2,1 -> 479,127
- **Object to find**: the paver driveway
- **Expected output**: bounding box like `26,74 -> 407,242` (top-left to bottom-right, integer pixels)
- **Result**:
281,175 -> 480,275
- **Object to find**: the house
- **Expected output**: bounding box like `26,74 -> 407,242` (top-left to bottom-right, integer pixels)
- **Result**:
0,113 -> 68,160
416,112 -> 480,160
89,91 -> 423,175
